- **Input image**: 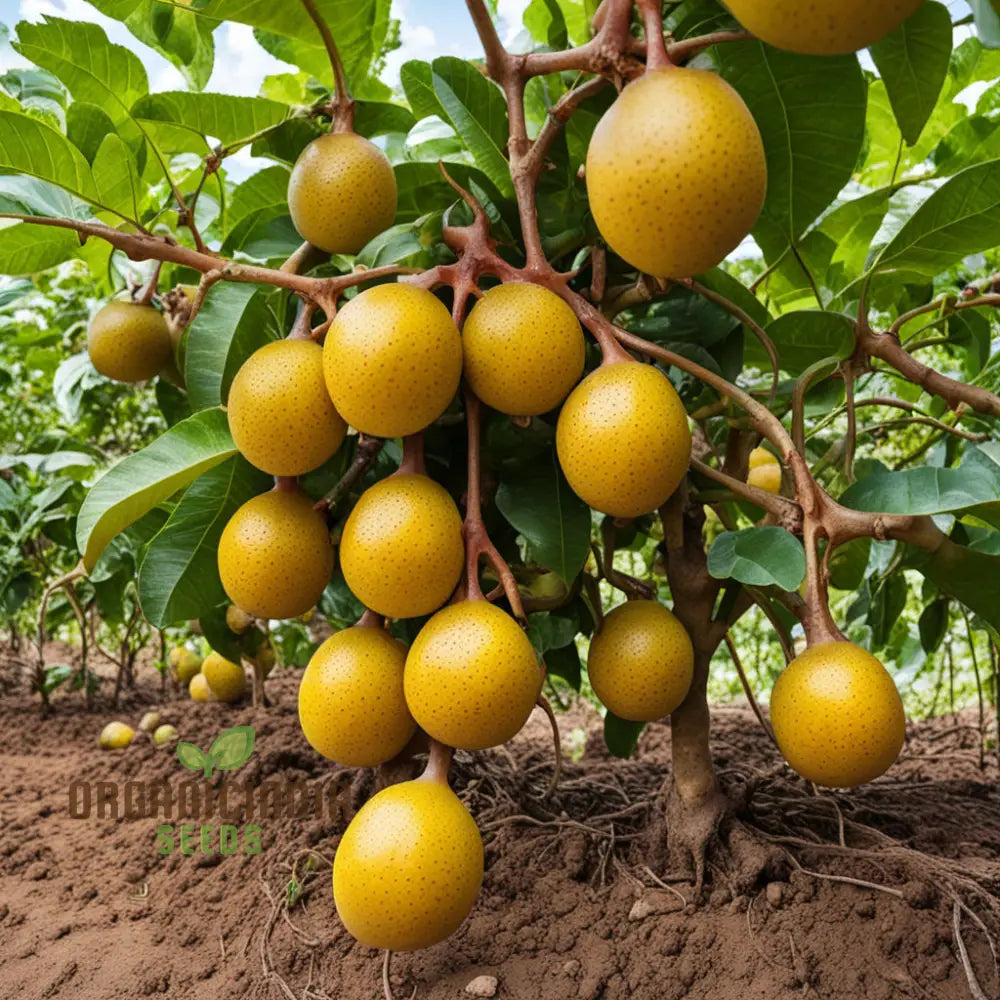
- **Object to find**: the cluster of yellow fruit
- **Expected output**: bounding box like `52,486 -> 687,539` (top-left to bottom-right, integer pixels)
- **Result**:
171,646 -> 250,705
98,710 -> 177,750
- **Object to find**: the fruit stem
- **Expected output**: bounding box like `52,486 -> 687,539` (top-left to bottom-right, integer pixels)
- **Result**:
396,433 -> 427,476
800,519 -> 847,646
636,0 -> 673,71
287,298 -> 315,341
298,0 -> 356,133
135,261 -> 162,306
420,738 -> 454,784
273,476 -> 299,493
356,608 -> 384,630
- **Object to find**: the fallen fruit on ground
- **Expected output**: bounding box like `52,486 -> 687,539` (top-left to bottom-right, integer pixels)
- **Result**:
189,673 -> 217,702
169,646 -> 203,685
137,711 -> 161,732
152,724 -> 178,746
87,301 -> 173,383
98,721 -> 135,749
201,651 -> 247,703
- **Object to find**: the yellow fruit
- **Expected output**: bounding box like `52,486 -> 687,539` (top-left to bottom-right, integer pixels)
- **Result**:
87,301 -> 173,382
587,601 -> 694,722
201,651 -> 247,703
288,132 -> 397,254
586,68 -> 766,279
169,647 -> 203,685
98,721 -> 135,749
153,724 -> 178,746
227,340 -> 347,476
225,605 -> 255,634
404,601 -> 542,750
298,625 -> 416,766
770,641 -> 905,788
189,672 -> 217,702
748,446 -> 779,470
724,0 -> 924,54
556,361 -> 691,518
253,642 -> 277,677
218,489 -> 333,620
340,474 -> 464,619
333,777 -> 483,950
748,462 -> 782,495
461,282 -> 585,416
323,284 -> 463,438
137,711 -> 161,733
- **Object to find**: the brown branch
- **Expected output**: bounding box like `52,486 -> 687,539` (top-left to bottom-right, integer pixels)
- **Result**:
318,435 -> 384,512
299,0 -> 355,131
667,29 -> 754,62
690,457 -> 799,526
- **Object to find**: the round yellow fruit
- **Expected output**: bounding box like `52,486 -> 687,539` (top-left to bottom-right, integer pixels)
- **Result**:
288,132 -> 397,254
227,340 -> 347,476
323,284 -> 462,438
587,601 -> 694,722
218,489 -> 333,620
461,282 -> 585,416
404,600 -> 542,750
724,0 -> 924,54
298,625 -> 416,766
189,672 -> 216,702
98,721 -> 135,749
201,651 -> 247,703
153,724 -> 178,746
586,68 -> 766,279
748,462 -> 782,494
88,301 -> 173,383
169,647 -> 203,685
770,641 -> 905,788
749,446 -> 779,470
333,778 -> 483,950
556,361 -> 691,518
340,473 -> 464,619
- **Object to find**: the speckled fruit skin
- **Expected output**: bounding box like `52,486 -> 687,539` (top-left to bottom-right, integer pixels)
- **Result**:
227,340 -> 346,476
298,626 -> 416,766
98,722 -> 135,749
287,133 -> 397,254
169,646 -> 202,685
586,68 -> 766,279
202,651 -> 247,703
771,641 -> 905,788
404,601 -> 542,750
461,282 -> 585,416
556,361 -> 691,518
333,778 -> 483,951
340,473 -> 464,619
724,0 -> 924,54
217,490 -> 333,620
324,283 -> 463,438
748,462 -> 782,494
87,301 -> 173,383
189,673 -> 217,702
587,601 -> 694,722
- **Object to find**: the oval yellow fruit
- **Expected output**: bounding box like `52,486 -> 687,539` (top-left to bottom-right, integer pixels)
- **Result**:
201,651 -> 247,703
153,724 -> 178,746
462,282 -> 585,416
586,68 -> 766,279
189,672 -> 217,702
556,361 -> 691,518
98,721 -> 135,749
587,601 -> 694,722
288,132 -> 397,254
88,301 -> 173,383
218,489 -> 333,620
748,446 -> 779,470
340,473 -> 464,619
770,641 -> 905,788
323,284 -> 463,438
333,778 -> 483,950
404,601 -> 542,750
299,625 -> 416,766
724,0 -> 924,54
227,340 -> 347,476
169,646 -> 203,685
748,462 -> 782,494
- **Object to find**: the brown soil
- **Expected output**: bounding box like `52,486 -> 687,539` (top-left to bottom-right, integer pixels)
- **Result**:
0,645 -> 998,1000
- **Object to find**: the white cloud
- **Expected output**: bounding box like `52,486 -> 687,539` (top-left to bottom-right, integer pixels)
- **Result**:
205,23 -> 296,96
496,0 -> 531,43
383,0 -> 439,85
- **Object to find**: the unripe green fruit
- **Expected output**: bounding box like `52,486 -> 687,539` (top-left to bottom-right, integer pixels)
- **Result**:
88,301 -> 173,383
587,601 -> 694,722
288,132 -> 397,254
323,284 -> 463,438
99,721 -> 135,749
227,340 -> 347,476
298,625 -> 416,766
189,673 -> 216,702
404,601 -> 542,750
201,651 -> 247,703
770,641 -> 905,788
461,282 -> 585,416
217,489 -> 333,621
153,724 -> 178,746
340,474 -> 464,619
586,68 -> 766,279
333,777 -> 483,950
556,361 -> 691,518
169,646 -> 202,685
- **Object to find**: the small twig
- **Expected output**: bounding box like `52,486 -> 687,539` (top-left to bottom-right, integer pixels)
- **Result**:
723,633 -> 776,746
318,435 -> 384,512
382,950 -> 417,1000
953,901 -> 991,1000
535,693 -> 562,799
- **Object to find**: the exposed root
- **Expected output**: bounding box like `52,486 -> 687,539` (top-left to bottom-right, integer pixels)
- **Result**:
954,900 -> 992,1000
535,693 -> 562,799
382,950 -> 417,1000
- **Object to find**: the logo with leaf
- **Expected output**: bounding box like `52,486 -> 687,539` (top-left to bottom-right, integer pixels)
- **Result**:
177,725 -> 256,779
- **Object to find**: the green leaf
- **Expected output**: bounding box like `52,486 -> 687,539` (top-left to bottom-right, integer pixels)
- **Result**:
603,712 -> 644,759
906,537 -> 1000,633
225,165 -> 291,237
176,741 -> 210,774
393,161 -> 507,224
208,725 -> 256,770
545,642 -> 581,691
765,310 -> 855,374
42,663 -> 74,694
828,537 -> 871,592
76,409 -> 236,570
131,91 -> 291,147
92,133 -> 141,221
867,574 -> 907,648
707,527 -> 806,591
870,2 -> 952,147
0,222 -> 79,276
354,101 -> 416,138
199,602 -> 244,663
138,457 -> 271,628
932,115 -> 1000,176
66,102 -> 119,163
524,0 -> 569,49
840,465 -> 1000,516
918,598 -> 949,653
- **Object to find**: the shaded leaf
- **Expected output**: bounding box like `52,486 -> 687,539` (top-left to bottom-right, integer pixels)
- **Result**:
131,91 -> 290,146
708,527 -> 806,592
603,712 -> 644,759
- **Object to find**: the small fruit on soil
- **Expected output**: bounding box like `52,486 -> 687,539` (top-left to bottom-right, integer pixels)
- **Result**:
404,601 -> 542,750
201,651 -> 247,703
88,301 -> 173,383
137,711 -> 161,733
287,132 -> 397,254
169,646 -> 202,685
588,601 -> 694,722
218,489 -> 333,620
153,724 -> 178,746
586,68 -> 766,279
461,282 -> 585,416
299,625 -> 416,766
723,0 -> 924,54
340,474 -> 464,619
557,361 -> 691,517
99,721 -> 135,749
189,673 -> 217,702
770,641 -> 905,787
227,340 -> 347,476
748,448 -> 782,495
323,283 -> 462,438
333,778 -> 483,950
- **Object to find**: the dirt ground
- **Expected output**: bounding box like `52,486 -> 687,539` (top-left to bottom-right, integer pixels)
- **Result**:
0,644 -> 998,1000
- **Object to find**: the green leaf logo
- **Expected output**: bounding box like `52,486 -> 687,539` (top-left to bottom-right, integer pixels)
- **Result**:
177,741 -> 211,777
175,725 -> 255,779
